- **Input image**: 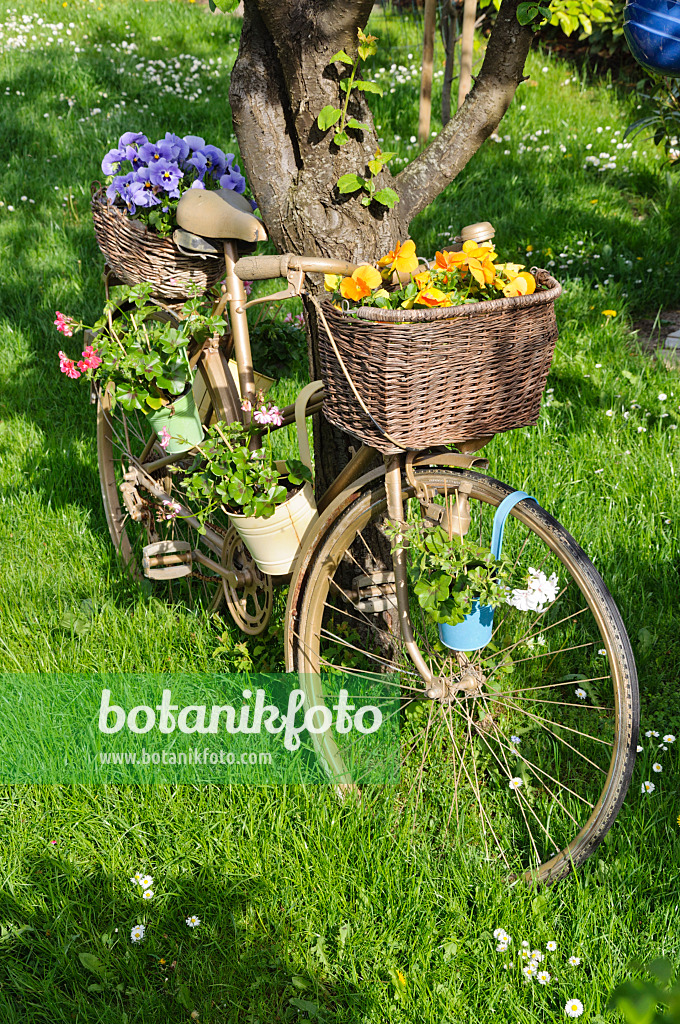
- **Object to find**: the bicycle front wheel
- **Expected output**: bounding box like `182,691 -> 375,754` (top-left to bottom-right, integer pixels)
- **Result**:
292,467 -> 638,884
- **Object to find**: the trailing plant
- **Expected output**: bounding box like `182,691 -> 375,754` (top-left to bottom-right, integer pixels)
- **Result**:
626,76 -> 680,166
180,412 -> 312,524
56,282 -> 227,413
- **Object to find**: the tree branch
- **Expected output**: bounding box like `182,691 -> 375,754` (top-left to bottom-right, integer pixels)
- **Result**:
397,0 -> 533,223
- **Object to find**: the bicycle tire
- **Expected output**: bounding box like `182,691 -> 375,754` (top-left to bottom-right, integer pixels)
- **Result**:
292,467 -> 639,884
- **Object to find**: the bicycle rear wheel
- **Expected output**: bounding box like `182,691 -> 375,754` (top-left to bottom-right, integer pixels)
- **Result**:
292,467 -> 638,884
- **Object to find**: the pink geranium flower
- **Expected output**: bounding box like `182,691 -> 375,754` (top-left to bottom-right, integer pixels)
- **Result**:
158,427 -> 172,450
253,404 -> 283,427
58,351 -> 81,379
77,344 -> 102,371
54,311 -> 76,337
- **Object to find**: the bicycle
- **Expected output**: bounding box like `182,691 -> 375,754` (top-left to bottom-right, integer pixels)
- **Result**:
95,187 -> 639,885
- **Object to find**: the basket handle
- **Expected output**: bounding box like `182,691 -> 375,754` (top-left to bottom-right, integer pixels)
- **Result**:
311,296 -> 408,451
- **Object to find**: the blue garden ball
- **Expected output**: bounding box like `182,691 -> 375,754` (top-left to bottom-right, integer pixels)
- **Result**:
624,0 -> 680,77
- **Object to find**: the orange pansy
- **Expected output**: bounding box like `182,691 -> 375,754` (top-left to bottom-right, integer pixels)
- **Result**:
415,287 -> 451,307
339,263 -> 382,301
435,249 -> 468,272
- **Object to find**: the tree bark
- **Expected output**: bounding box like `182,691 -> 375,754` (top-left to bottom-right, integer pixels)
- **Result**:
229,0 -> 533,493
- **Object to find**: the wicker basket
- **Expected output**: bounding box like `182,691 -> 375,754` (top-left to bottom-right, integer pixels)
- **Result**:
91,187 -> 226,301
316,269 -> 562,454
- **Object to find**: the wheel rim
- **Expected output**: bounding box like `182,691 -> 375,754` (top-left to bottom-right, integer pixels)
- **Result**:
294,468 -> 638,883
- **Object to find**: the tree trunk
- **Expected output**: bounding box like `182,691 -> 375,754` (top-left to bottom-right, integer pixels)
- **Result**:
230,0 -> 533,493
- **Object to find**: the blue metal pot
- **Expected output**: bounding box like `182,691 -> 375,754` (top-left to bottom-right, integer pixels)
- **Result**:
437,490 -> 535,653
624,0 -> 680,77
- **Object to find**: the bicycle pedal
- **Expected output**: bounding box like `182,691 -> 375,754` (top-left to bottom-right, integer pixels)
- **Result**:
352,572 -> 397,613
142,540 -> 193,580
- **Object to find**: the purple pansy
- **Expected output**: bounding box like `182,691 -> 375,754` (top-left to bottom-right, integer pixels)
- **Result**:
118,131 -> 148,149
130,180 -> 160,208
160,132 -> 189,161
139,139 -> 175,164
220,158 -> 246,194
106,171 -> 136,204
183,135 -> 206,153
102,146 -> 127,175
201,145 -> 227,178
190,179 -> 205,189
187,150 -> 208,181
149,158 -> 183,197
124,144 -> 146,171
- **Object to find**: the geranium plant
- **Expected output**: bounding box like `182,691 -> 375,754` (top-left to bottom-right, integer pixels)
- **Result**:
324,238 -> 538,311
56,282 -> 227,413
100,131 -> 251,238
388,514 -> 510,627
180,407 -> 312,523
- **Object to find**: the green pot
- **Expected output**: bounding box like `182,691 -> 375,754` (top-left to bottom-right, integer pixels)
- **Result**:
145,385 -> 204,454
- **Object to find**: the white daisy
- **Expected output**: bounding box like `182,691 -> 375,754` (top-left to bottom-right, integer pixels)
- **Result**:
142,889 -> 154,900
523,964 -> 537,978
521,941 -> 530,948
186,915 -> 201,928
139,875 -> 153,890
130,872 -> 143,886
493,928 -> 508,940
598,648 -> 607,656
509,777 -> 523,790
497,941 -> 509,952
130,924 -> 145,943
642,780 -> 655,793
546,941 -> 557,951
637,745 -> 644,753
531,950 -> 544,962
537,970 -> 551,984
663,734 -> 676,744
652,762 -> 662,773
568,956 -> 581,966
565,998 -> 584,1017
575,688 -> 587,700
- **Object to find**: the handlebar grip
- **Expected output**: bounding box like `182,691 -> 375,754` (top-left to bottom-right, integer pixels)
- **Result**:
233,255 -> 287,280
234,253 -> 358,281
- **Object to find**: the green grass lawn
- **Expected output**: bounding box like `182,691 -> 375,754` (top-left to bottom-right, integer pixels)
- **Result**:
0,1 -> 679,1020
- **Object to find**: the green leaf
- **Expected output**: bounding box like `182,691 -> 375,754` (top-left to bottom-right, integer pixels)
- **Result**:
337,173 -> 365,194
317,105 -> 342,131
78,952 -> 105,975
352,79 -> 383,95
176,982 -> 193,1010
360,195 -> 373,206
346,117 -> 370,131
373,188 -> 400,208
328,49 -> 353,65
208,0 -> 240,10
517,2 -> 540,23
333,130 -> 350,146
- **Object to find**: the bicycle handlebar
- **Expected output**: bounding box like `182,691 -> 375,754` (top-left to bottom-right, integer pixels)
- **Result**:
233,254 -> 358,281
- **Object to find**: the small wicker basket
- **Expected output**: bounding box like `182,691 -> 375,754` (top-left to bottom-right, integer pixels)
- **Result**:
316,269 -> 561,454
91,187 -> 226,301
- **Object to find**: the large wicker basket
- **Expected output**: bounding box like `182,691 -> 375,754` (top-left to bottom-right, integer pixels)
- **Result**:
91,187 -> 226,301
317,270 -> 561,454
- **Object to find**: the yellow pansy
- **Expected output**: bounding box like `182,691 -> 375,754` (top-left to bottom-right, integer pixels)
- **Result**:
377,239 -> 419,276
415,287 -> 452,307
324,274 -> 342,292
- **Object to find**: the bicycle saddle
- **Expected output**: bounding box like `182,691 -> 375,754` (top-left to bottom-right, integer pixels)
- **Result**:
176,188 -> 267,244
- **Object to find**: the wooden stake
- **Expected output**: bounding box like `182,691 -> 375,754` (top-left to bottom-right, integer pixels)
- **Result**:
418,0 -> 437,144
457,0 -> 477,109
